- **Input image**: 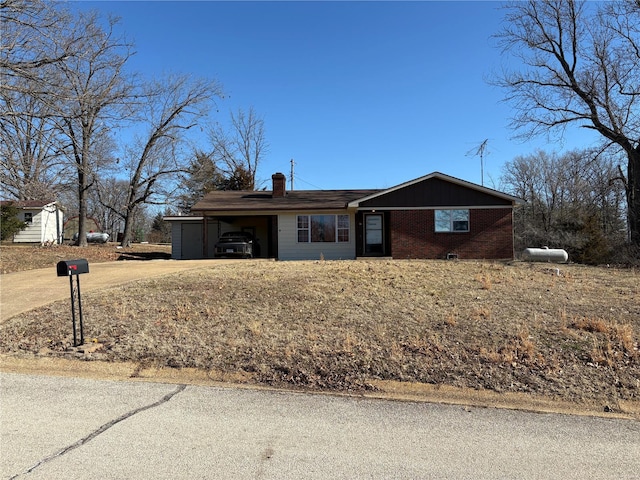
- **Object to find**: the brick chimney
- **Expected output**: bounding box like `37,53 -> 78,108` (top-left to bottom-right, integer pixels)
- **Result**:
272,172 -> 286,198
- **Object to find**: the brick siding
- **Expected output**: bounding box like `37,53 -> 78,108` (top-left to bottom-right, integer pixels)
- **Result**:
391,209 -> 514,260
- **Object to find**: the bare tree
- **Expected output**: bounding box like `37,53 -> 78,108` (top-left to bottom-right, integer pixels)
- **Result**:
52,11 -> 133,246
0,0 -> 79,200
0,82 -> 71,199
496,0 -> 640,249
90,176 -> 128,240
208,107 -> 267,190
111,74 -> 222,247
502,149 -> 626,263
0,0 -> 79,99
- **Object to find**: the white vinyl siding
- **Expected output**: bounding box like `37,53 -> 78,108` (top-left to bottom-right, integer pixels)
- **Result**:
12,205 -> 64,244
278,212 -> 356,260
40,206 -> 62,243
13,210 -> 42,242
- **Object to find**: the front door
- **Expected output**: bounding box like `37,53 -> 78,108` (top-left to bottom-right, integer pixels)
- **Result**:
364,213 -> 384,255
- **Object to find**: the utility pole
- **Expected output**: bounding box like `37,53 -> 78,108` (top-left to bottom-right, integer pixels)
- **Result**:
290,158 -> 295,191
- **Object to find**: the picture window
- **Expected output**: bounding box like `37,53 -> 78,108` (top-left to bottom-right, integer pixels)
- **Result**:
297,214 -> 350,243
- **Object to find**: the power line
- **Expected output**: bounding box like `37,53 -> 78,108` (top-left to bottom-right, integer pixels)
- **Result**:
293,175 -> 325,190
287,158 -> 326,190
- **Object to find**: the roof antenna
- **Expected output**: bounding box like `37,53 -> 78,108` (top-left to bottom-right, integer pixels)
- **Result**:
290,158 -> 295,191
466,139 -> 489,186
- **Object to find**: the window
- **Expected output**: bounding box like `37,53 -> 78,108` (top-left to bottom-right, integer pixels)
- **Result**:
297,215 -> 309,242
297,214 -> 350,243
435,209 -> 469,232
337,214 -> 350,242
24,213 -> 33,224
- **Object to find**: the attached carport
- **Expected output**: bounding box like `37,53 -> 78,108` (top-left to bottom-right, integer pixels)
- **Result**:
164,215 -> 278,260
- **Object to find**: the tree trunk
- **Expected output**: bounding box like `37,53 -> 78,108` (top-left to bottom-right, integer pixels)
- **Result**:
120,206 -> 135,247
76,168 -> 88,247
627,149 -> 640,248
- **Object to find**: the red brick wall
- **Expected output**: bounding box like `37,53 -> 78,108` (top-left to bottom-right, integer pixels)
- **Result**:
390,209 -> 514,259
272,173 -> 286,198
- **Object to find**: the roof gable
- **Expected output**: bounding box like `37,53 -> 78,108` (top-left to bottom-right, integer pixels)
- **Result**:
349,172 -> 522,208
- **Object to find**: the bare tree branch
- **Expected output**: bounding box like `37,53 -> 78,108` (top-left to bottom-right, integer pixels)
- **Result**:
51,11 -> 134,246
116,74 -> 223,246
495,0 -> 640,247
208,106 -> 268,190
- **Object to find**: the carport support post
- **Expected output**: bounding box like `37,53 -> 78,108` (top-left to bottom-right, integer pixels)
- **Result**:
203,217 -> 208,258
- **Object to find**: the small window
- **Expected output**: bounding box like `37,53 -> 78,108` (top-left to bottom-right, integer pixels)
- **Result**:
435,210 -> 469,232
337,215 -> 350,242
297,215 -> 309,243
24,213 -> 33,224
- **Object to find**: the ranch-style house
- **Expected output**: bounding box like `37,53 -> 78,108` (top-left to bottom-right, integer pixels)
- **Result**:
165,172 -> 523,261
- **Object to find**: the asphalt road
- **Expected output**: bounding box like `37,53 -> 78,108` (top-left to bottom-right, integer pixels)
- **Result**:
2,372 -> 639,480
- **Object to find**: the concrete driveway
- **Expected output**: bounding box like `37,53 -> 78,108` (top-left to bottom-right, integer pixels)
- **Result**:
0,259 -> 243,322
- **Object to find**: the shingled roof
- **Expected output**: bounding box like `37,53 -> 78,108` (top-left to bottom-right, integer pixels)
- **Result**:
191,189 -> 381,213
0,200 -> 60,209
188,172 -> 523,215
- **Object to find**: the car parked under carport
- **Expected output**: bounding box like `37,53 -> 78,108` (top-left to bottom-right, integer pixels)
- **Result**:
213,231 -> 255,258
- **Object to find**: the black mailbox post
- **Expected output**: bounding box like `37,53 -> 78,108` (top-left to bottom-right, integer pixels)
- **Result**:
57,259 -> 89,347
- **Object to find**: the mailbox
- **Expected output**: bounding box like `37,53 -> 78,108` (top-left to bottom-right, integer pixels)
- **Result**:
57,259 -> 89,276
57,258 -> 89,346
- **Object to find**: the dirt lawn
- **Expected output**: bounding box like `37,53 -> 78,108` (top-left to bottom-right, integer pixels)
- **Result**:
1,244 -> 639,418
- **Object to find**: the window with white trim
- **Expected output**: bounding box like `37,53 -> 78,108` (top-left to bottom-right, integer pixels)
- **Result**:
435,209 -> 469,232
24,213 -> 33,224
297,214 -> 350,243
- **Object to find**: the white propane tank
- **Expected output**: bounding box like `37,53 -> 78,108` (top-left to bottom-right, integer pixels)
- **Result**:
522,246 -> 568,263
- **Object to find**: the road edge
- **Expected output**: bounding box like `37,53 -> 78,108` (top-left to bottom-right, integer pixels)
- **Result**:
2,354 -> 638,421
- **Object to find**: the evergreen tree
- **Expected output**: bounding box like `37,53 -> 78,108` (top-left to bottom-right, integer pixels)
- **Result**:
1,203 -> 27,240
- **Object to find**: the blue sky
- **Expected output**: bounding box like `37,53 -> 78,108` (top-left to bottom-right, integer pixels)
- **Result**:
76,1 -> 601,191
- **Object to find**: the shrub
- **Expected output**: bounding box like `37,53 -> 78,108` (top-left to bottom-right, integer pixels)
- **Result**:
0,203 -> 27,240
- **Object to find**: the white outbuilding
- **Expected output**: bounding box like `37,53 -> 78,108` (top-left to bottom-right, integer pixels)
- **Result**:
1,200 -> 65,244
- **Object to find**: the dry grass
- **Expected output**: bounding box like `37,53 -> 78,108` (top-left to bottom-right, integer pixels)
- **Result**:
0,242 -> 171,274
1,255 -> 639,409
